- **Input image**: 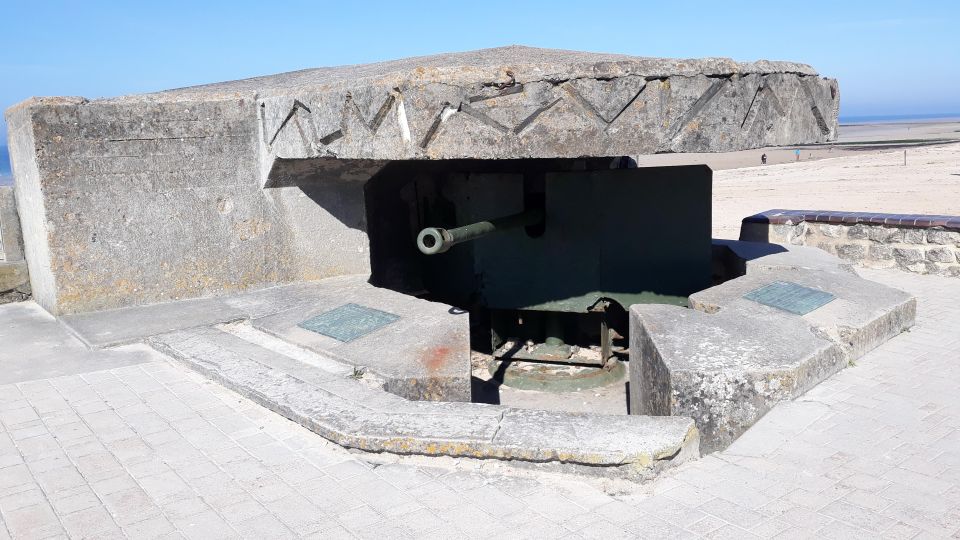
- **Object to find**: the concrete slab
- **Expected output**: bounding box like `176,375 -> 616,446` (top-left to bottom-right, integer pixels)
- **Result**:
149,325 -> 699,475
60,296 -> 246,348
250,275 -> 472,402
57,275 -> 472,402
712,238 -> 856,277
690,267 -> 916,360
58,280 -> 350,348
0,302 -> 158,384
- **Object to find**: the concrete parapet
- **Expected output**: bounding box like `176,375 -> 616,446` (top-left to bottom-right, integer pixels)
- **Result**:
149,324 -> 699,476
630,241 -> 915,452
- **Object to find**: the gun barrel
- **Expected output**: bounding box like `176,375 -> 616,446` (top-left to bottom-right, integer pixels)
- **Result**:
417,208 -> 543,255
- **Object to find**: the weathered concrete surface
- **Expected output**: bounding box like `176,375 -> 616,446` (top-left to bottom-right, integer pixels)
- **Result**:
5,46 -> 837,315
711,238 -> 856,281
705,241 -> 914,359
61,295 -> 247,348
0,185 -> 30,303
60,274 -> 473,402
4,96 -> 369,315
0,185 -> 24,262
249,275 -> 471,403
630,303 -> 844,453
631,242 -> 915,452
0,302 -> 157,384
249,46 -> 839,183
0,261 -> 31,303
150,324 -> 699,475
690,267 -> 916,361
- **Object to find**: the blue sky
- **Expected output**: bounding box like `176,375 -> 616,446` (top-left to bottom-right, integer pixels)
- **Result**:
1,0 -> 958,144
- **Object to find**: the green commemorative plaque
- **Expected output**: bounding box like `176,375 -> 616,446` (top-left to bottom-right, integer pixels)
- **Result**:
298,303 -> 400,342
743,281 -> 835,315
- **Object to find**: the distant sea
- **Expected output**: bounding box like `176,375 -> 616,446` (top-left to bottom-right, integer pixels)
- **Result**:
839,112 -> 960,125
0,145 -> 11,187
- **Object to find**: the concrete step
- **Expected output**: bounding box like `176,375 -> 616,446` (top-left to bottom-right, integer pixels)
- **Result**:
148,325 -> 699,477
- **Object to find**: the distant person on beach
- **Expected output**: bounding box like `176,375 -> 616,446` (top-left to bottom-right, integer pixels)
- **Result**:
795,149 -> 801,161
761,153 -> 767,165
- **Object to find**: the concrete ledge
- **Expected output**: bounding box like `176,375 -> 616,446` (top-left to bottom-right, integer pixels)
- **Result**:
691,266 -> 916,360
149,325 -> 699,474
712,238 -> 856,279
60,275 -> 472,403
631,241 -> 915,452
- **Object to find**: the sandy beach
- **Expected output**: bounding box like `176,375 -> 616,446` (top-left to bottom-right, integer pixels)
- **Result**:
711,140 -> 960,239
635,118 -> 960,171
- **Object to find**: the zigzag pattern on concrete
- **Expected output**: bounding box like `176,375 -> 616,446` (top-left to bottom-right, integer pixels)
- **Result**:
262,68 -> 837,162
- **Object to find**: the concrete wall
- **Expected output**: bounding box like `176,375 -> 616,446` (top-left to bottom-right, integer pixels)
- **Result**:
0,185 -> 30,303
5,97 -> 369,315
742,220 -> 960,278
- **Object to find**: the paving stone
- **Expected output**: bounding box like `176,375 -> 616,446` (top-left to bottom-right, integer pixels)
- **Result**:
100,487 -> 163,526
0,488 -> 46,513
60,505 -> 118,537
49,487 -> 101,516
121,515 -> 177,539
233,513 -> 297,539
3,502 -> 63,538
170,510 -> 236,540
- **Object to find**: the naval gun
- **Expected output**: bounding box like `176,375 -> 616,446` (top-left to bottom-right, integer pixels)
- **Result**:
416,208 -> 544,255
365,161 -> 713,380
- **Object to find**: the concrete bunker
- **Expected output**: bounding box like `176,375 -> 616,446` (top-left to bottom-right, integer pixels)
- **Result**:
11,46 -> 914,458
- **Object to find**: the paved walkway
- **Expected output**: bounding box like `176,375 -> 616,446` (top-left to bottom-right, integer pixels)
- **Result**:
0,268 -> 958,539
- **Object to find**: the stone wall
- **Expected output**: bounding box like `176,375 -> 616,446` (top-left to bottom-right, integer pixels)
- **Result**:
741,210 -> 960,277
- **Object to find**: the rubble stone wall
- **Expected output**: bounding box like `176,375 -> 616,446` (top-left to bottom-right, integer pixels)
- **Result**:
741,210 -> 960,277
